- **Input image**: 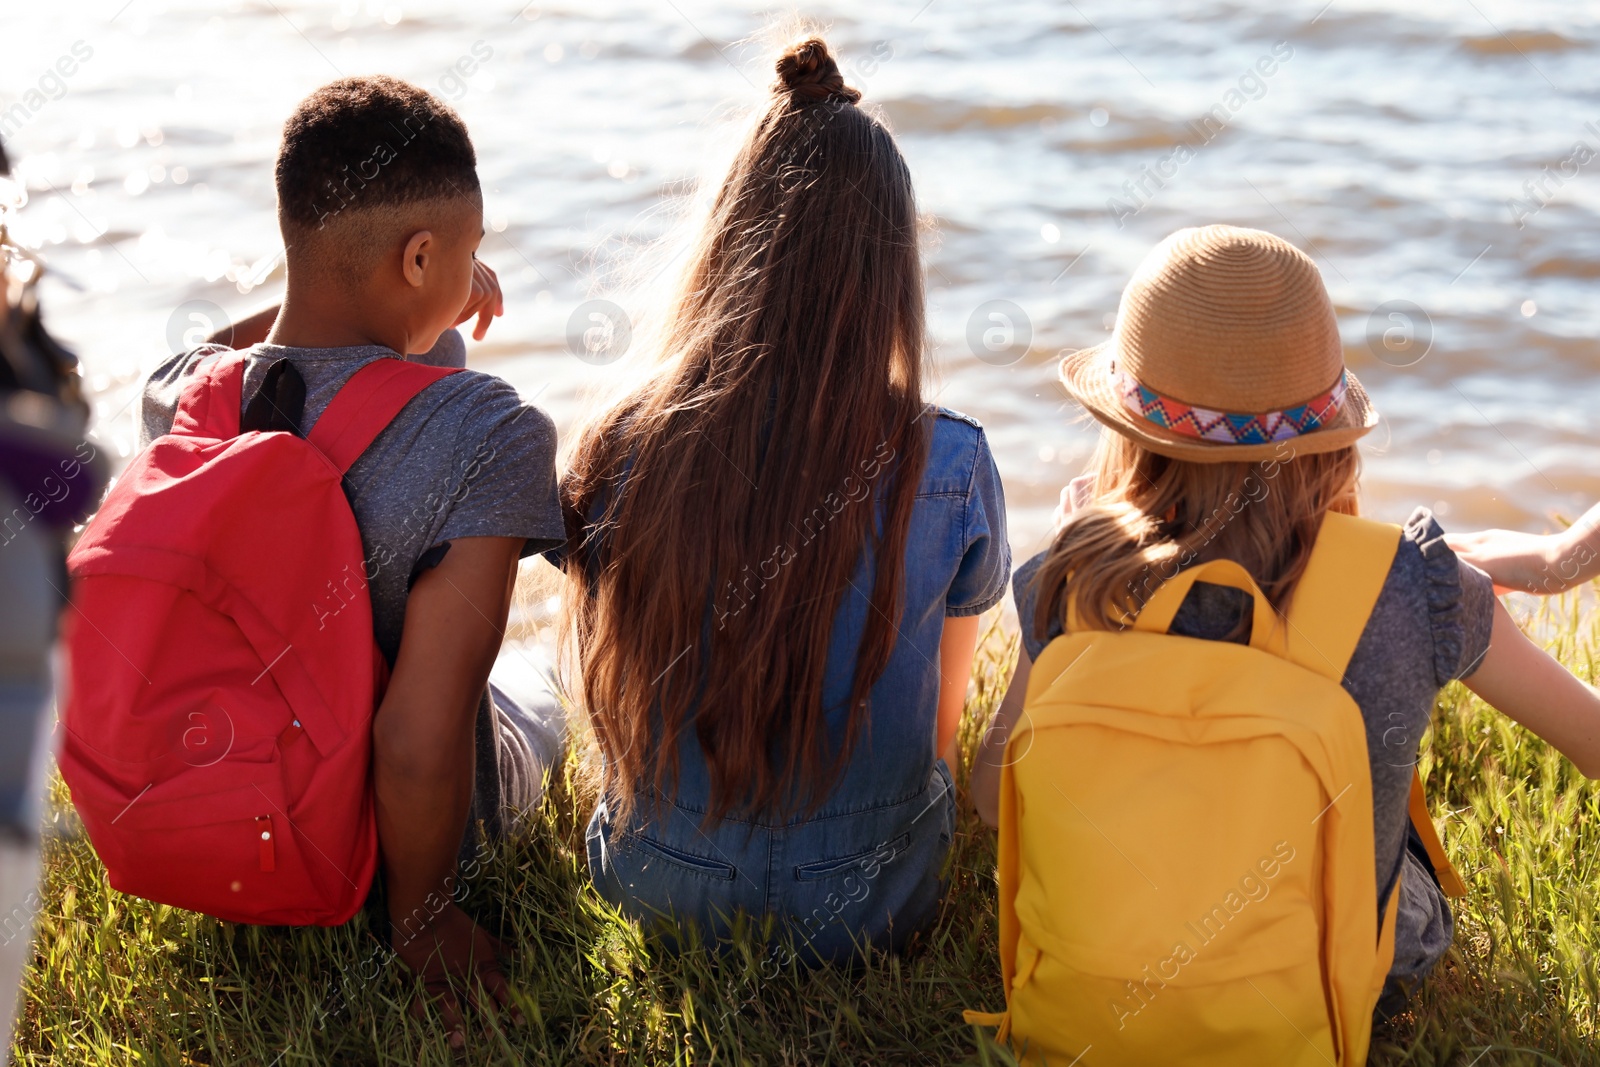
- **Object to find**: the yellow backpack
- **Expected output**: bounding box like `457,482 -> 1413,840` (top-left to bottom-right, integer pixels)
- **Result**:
967,513 -> 1465,1065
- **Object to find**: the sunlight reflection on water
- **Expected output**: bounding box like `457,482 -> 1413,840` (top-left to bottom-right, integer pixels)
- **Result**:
5,0 -> 1599,551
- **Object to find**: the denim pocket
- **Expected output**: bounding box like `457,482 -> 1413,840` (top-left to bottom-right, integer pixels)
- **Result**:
793,832 -> 911,882
633,834 -> 737,881
934,759 -> 956,847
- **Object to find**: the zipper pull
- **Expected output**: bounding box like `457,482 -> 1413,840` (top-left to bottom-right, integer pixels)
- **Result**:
256,815 -> 276,873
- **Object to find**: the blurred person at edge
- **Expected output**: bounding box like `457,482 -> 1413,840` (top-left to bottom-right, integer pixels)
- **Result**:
0,135 -> 108,1059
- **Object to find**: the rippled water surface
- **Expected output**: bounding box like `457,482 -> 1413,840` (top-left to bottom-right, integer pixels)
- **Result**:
6,0 -> 1600,556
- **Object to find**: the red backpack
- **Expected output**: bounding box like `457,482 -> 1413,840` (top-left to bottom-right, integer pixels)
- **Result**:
61,352 -> 457,926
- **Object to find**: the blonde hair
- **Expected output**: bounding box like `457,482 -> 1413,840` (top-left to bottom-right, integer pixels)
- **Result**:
1033,432 -> 1361,641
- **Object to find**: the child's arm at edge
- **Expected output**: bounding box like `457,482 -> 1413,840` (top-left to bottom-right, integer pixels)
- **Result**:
1448,501 -> 1600,594
1463,596 -> 1600,777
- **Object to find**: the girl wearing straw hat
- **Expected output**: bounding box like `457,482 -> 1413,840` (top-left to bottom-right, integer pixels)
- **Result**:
971,224 -> 1600,1039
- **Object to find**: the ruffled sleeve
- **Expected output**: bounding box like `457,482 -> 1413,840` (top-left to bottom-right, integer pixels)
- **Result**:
1404,507 -> 1495,687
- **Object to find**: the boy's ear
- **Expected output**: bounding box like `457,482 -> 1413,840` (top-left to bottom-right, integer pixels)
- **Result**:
402,229 -> 434,288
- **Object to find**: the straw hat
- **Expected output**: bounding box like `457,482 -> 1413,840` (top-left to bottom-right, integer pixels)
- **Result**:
1060,224 -> 1377,463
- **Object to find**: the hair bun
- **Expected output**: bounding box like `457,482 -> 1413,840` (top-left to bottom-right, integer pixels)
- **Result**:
774,36 -> 862,105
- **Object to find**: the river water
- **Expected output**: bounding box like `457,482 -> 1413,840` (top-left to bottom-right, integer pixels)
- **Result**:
5,0 -> 1599,559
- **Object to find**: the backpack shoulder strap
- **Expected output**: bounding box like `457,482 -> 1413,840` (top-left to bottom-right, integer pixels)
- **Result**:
1409,772 -> 1468,897
170,351 -> 248,440
1289,512 -> 1468,899
306,358 -> 461,474
1283,512 -> 1401,683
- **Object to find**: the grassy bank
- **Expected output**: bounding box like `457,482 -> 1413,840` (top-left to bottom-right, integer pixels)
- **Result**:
11,602 -> 1600,1066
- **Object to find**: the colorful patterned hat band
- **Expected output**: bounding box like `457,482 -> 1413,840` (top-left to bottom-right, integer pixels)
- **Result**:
1110,361 -> 1348,446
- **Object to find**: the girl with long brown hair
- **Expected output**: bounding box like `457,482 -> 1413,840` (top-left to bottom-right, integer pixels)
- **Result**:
972,224 -> 1600,1018
552,36 -> 1009,959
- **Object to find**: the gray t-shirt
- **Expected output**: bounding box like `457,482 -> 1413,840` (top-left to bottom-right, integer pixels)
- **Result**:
138,329 -> 563,844
1011,508 -> 1495,983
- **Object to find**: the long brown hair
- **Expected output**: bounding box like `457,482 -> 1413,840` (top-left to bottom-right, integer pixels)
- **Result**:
1035,432 -> 1360,640
559,36 -> 929,822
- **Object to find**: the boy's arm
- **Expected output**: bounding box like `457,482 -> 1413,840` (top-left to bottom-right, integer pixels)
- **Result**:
1447,502 -> 1600,594
373,536 -> 520,954
1463,597 -> 1600,777
209,305 -> 280,348
209,262 -> 503,349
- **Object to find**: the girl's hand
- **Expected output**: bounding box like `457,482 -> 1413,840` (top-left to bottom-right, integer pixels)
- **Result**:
1447,526 -> 1596,596
1052,474 -> 1094,534
456,259 -> 505,341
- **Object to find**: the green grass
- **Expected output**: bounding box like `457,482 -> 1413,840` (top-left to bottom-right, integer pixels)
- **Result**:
12,601 -> 1600,1065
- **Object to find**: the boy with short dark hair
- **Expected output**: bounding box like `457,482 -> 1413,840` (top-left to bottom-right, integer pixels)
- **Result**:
138,76 -> 560,1040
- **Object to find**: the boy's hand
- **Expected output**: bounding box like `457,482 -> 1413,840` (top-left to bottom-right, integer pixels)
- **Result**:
396,901 -> 524,1048
1447,526 -> 1590,595
456,259 -> 505,341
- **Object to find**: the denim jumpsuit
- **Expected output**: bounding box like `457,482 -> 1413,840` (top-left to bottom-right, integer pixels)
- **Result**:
575,408 -> 1009,961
